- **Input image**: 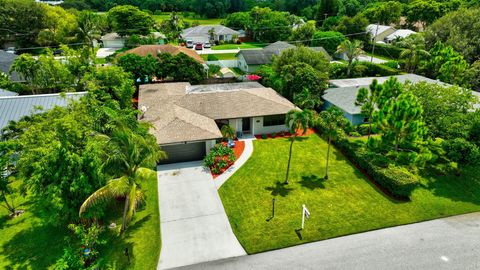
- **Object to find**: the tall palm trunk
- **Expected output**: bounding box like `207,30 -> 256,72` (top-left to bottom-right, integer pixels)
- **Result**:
284,136 -> 296,184
347,58 -> 353,77
121,194 -> 129,233
325,136 -> 331,180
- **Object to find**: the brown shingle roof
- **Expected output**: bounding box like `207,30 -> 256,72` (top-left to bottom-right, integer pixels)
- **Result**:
118,45 -> 205,64
139,82 -> 295,144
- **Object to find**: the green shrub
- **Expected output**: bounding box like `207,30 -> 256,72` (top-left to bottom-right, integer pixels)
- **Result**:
356,61 -> 399,77
311,31 -> 346,54
355,124 -> 371,136
364,43 -> 404,59
203,144 -> 236,174
261,134 -> 268,139
377,165 -> 419,197
349,131 -> 361,137
442,138 -> 480,164
271,132 -> 277,138
383,60 -> 400,69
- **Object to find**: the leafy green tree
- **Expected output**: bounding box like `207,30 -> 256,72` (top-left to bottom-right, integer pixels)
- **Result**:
362,1 -> 403,25
423,42 -> 470,86
193,0 -> 230,18
0,0 -> 47,48
224,11 -> 251,30
160,12 -> 183,41
424,8 -> 480,63
250,7 -> 295,42
273,46 -> 330,73
118,53 -> 158,84
0,141 -> 18,216
406,0 -> 442,29
337,0 -> 363,17
80,129 -> 165,232
335,39 -> 364,77
317,107 -> 348,179
465,60 -> 480,91
397,34 -> 430,73
356,79 -> 382,139
37,5 -> 77,46
293,88 -> 322,110
10,54 -> 38,93
290,21 -> 316,46
284,109 -> 312,184
311,31 -> 346,54
334,14 -> 369,41
108,5 -> 154,36
405,82 -> 475,138
376,92 -> 427,152
316,0 -> 339,19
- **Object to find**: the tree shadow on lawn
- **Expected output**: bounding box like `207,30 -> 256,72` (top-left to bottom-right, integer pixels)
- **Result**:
298,175 -> 326,190
265,181 -> 294,197
421,170 -> 480,205
1,223 -> 68,269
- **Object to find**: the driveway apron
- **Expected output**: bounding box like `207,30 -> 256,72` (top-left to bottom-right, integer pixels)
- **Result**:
157,161 -> 246,269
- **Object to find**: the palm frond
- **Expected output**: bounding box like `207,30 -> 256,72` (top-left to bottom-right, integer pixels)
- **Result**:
79,176 -> 130,216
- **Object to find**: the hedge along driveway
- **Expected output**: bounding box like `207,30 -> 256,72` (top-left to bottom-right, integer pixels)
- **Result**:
218,134 -> 480,254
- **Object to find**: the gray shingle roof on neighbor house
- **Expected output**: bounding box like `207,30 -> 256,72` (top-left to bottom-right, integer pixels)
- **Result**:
182,25 -> 239,38
324,74 -> 453,115
238,44 -> 332,65
0,50 -> 21,82
138,82 -> 295,144
0,92 -> 87,131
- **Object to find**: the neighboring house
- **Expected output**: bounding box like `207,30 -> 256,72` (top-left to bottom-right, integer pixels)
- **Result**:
385,29 -> 416,43
236,41 -> 332,73
366,24 -> 396,43
138,82 -> 295,164
0,88 -> 18,97
181,25 -> 240,43
219,67 -> 236,78
367,24 -> 416,43
118,44 -> 205,64
101,33 -> 126,48
0,50 -> 22,82
0,92 -> 86,132
323,74 -> 451,125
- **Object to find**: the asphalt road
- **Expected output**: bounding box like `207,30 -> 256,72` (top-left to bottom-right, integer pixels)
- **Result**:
176,212 -> 480,270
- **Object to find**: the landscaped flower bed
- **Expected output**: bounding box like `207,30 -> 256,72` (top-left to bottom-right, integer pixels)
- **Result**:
254,128 -> 316,140
204,143 -> 238,176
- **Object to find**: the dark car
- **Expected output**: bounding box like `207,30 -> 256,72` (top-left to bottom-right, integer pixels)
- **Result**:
194,43 -> 203,50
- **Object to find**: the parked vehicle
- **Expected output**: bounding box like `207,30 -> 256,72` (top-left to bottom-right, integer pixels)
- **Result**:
204,42 -> 211,48
194,43 -> 203,50
186,40 -> 194,48
5,47 -> 15,54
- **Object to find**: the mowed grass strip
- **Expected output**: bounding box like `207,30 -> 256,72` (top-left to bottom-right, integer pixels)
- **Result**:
219,134 -> 480,253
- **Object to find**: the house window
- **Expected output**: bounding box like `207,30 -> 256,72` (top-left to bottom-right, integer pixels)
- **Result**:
263,115 -> 285,127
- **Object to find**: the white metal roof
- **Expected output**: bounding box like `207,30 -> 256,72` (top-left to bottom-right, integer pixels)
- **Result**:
0,92 -> 87,131
0,88 -> 18,97
366,24 -> 394,37
386,29 -> 417,41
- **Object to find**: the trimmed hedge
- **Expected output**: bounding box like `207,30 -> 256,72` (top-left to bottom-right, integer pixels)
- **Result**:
364,42 -> 404,59
333,137 -> 418,199
329,61 -> 399,79
356,61 -> 399,77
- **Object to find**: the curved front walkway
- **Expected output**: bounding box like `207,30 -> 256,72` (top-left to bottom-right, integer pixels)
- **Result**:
157,161 -> 246,270
214,137 -> 255,189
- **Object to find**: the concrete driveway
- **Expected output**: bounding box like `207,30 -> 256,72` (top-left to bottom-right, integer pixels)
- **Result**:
157,161 -> 246,269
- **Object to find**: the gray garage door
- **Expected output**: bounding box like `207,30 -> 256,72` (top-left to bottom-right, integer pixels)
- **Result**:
160,142 -> 206,164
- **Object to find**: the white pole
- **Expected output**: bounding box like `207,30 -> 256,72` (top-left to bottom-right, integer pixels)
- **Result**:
302,204 -> 305,229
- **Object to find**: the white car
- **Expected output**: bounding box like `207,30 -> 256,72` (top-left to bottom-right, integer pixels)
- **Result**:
186,40 -> 194,48
5,47 -> 15,54
204,42 -> 211,48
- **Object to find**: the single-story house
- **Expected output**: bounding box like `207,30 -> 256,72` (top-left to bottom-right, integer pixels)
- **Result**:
366,24 -> 397,43
0,92 -> 86,132
385,29 -> 416,43
138,82 -> 295,164
101,33 -> 126,48
0,50 -> 22,82
367,24 -> 416,43
323,74 -> 451,125
236,41 -> 332,73
181,25 -> 239,43
117,44 -> 205,64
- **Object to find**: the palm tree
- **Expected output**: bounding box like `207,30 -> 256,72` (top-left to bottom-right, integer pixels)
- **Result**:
318,107 -> 348,180
284,109 -> 312,184
76,11 -> 101,54
397,34 -> 430,73
335,39 -> 364,77
220,125 -> 236,141
79,129 -> 166,232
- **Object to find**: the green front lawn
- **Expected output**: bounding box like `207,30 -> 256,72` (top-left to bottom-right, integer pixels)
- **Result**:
153,13 -> 223,25
219,134 -> 480,253
201,53 -> 238,61
212,42 -> 266,50
0,172 -> 160,269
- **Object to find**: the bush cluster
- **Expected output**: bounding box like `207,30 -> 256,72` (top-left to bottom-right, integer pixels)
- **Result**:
336,139 -> 419,198
329,61 -> 399,79
363,43 -> 404,59
203,144 -> 236,174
